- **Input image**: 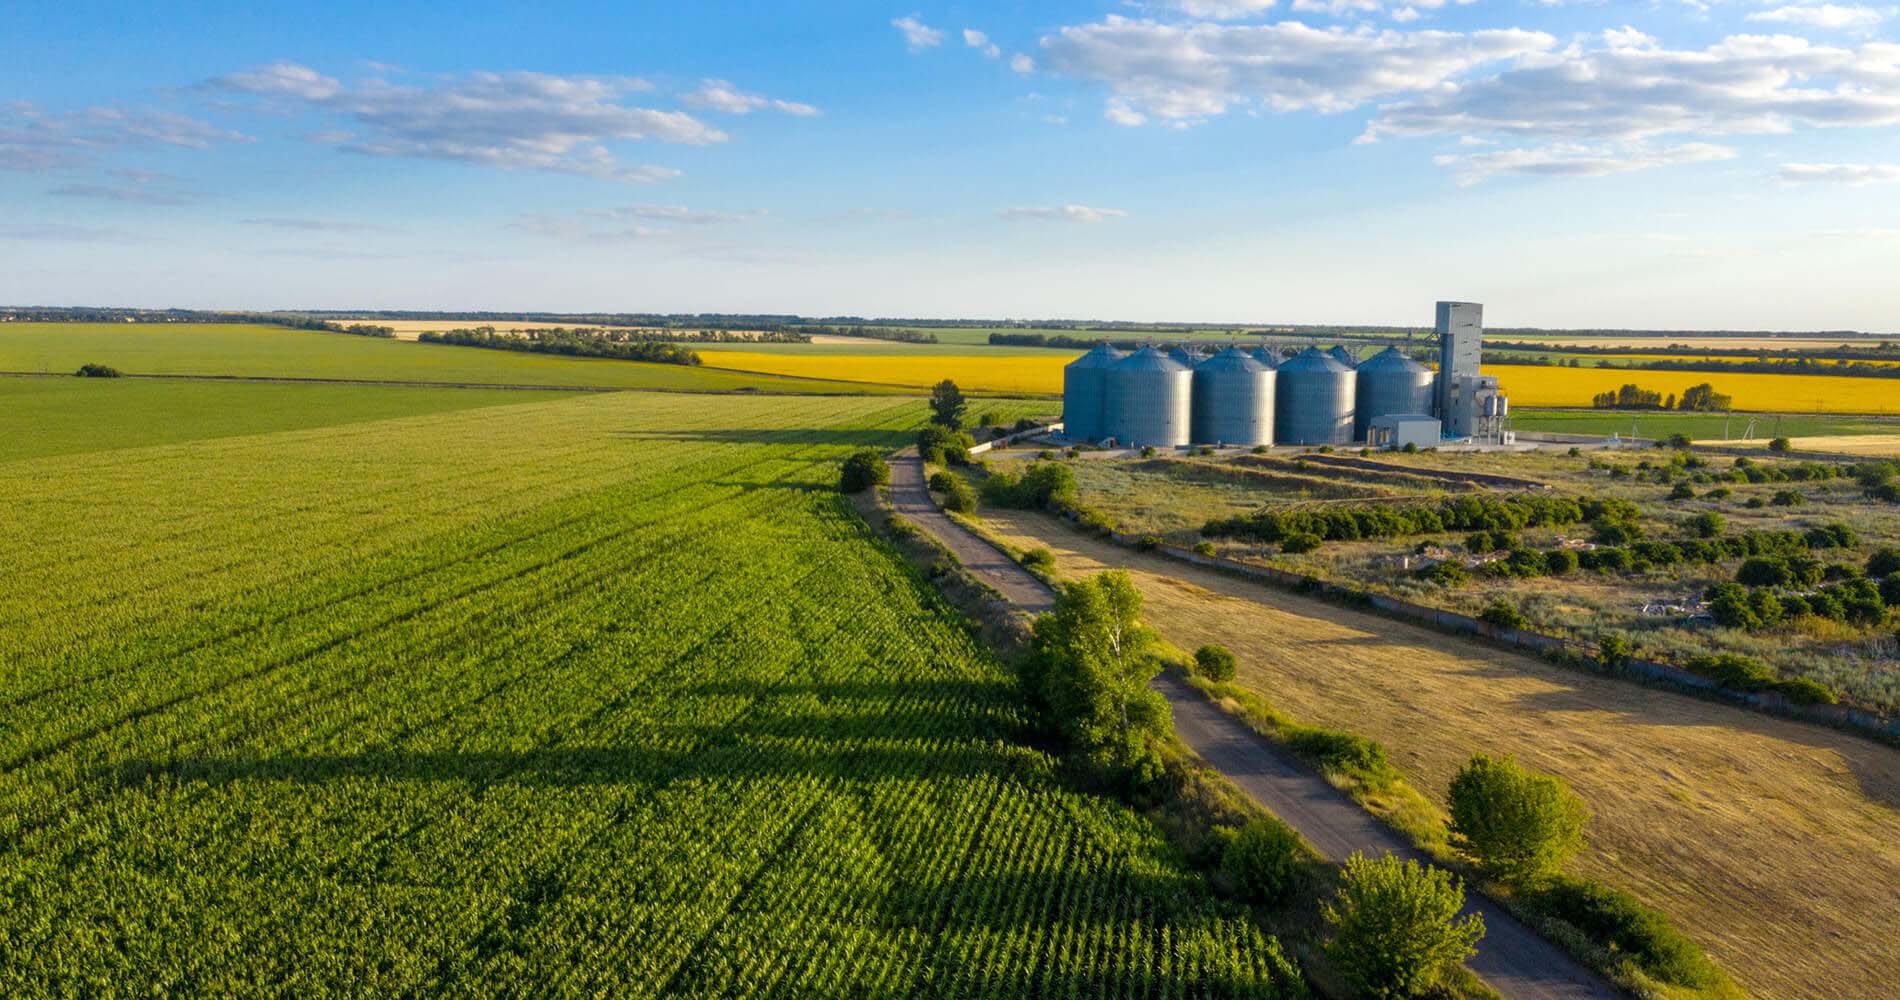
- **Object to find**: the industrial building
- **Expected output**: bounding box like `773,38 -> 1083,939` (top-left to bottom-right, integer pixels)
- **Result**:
1061,300 -> 1511,449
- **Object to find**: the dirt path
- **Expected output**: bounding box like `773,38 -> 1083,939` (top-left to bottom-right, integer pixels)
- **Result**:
978,506 -> 1900,1000
888,454 -> 1619,1000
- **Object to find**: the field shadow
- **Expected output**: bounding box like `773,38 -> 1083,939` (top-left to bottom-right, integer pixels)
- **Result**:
611,427 -> 916,451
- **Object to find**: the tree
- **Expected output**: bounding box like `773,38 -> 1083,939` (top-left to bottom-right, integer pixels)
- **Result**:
1447,754 -> 1589,885
1223,817 -> 1305,903
1194,644 -> 1237,682
1768,437 -> 1792,453
929,379 -> 968,430
1028,571 -> 1171,784
1678,382 -> 1732,412
837,450 -> 889,493
1324,853 -> 1484,999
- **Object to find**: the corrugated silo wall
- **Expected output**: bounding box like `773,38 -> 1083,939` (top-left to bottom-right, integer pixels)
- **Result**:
1355,367 -> 1436,440
1063,365 -> 1105,441
1276,370 -> 1356,445
1192,368 -> 1275,445
1108,369 -> 1191,447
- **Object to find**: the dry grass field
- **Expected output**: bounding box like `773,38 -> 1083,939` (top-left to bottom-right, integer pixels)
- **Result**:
977,507 -> 1900,1000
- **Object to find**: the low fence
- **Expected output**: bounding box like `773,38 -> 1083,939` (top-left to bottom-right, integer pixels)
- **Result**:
1064,512 -> 1900,745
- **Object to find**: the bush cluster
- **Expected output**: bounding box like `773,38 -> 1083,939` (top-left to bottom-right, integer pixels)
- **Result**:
1205,494 -> 1627,548
1526,877 -> 1721,989
917,423 -> 975,466
1220,817 -> 1304,904
1193,644 -> 1237,682
926,471 -> 978,513
837,450 -> 889,494
75,363 -> 122,378
979,462 -> 1077,511
1680,650 -> 1838,704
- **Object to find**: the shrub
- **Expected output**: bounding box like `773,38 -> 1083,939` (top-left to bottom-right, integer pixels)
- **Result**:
1663,432 -> 1692,448
1141,445 -> 1157,458
1402,441 -> 1419,454
1465,530 -> 1495,554
1668,482 -> 1695,501
1448,754 -> 1589,885
1736,557 -> 1791,588
1280,532 -> 1322,555
1479,600 -> 1527,630
1779,676 -> 1839,705
1596,634 -> 1632,670
1771,489 -> 1805,507
1585,547 -> 1631,573
1687,512 -> 1724,538
1767,437 -> 1791,453
1416,561 -> 1468,586
1705,583 -> 1759,630
1706,486 -> 1733,500
1543,549 -> 1579,575
1193,540 -> 1216,557
1593,520 -> 1643,546
1136,534 -> 1162,551
1868,548 -> 1900,578
1685,652 -> 1777,692
75,363 -> 122,378
838,450 -> 890,493
1805,522 -> 1859,550
1287,728 -> 1394,786
1744,496 -> 1766,509
1881,575 -> 1900,607
1747,589 -> 1783,627
1530,876 -> 1719,988
1020,547 -> 1057,574
1824,562 -> 1863,582
1194,644 -> 1238,682
1222,817 -> 1305,904
917,423 -> 974,465
1324,853 -> 1484,1000
931,473 -> 978,513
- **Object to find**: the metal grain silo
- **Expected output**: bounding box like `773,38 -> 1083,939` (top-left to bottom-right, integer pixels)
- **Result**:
1328,345 -> 1360,369
1105,345 -> 1191,448
1061,343 -> 1123,442
1191,347 -> 1274,446
1249,346 -> 1280,370
1168,344 -> 1206,368
1275,347 -> 1356,446
1354,347 -> 1436,441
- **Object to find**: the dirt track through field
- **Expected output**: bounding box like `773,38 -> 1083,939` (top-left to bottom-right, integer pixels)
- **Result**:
978,506 -> 1900,1000
890,456 -> 1618,1000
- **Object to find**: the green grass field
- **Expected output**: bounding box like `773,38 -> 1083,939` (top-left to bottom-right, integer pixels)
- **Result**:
0,377 -> 566,461
0,389 -> 1297,998
1509,408 -> 1900,439
0,323 -> 905,393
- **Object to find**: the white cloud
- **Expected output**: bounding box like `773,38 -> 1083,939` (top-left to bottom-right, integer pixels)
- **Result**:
1364,31 -> 1900,146
0,103 -> 246,171
1777,162 -> 1900,183
893,15 -> 944,51
681,79 -> 819,116
1041,16 -> 1553,123
1104,99 -> 1149,126
1433,141 -> 1736,184
1002,203 -> 1129,222
1746,4 -> 1884,30
1160,0 -> 1279,17
964,29 -> 1002,59
207,63 -> 718,181
1010,53 -> 1037,74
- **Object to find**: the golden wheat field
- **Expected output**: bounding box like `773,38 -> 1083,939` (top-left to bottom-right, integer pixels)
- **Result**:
697,349 -> 1900,413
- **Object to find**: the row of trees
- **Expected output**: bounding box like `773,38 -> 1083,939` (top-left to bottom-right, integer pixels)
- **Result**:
417,328 -> 700,365
1590,382 -> 1732,411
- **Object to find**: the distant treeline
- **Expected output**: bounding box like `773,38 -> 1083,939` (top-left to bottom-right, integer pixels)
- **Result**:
0,306 -> 394,336
418,327 -> 699,365
1592,383 -> 1732,412
459,325 -> 806,344
1492,339 -> 1900,360
805,324 -> 937,344
1496,351 -> 1900,380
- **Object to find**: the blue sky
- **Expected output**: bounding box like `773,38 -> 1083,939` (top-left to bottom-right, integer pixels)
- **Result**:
3,1 -> 1898,329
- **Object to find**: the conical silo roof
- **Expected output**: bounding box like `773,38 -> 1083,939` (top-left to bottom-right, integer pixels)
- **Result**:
1195,346 -> 1267,374
1066,342 -> 1125,370
1355,346 -> 1430,375
1249,346 -> 1280,370
1117,344 -> 1190,373
1281,346 -> 1352,374
1328,345 -> 1359,369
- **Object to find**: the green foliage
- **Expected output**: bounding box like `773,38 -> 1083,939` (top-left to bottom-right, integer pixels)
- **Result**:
1596,634 -> 1632,670
74,362 -> 122,378
1280,532 -> 1322,555
1205,492 -> 1597,547
1736,557 -> 1791,588
1194,644 -> 1238,682
1020,546 -> 1057,575
1543,549 -> 1580,575
417,327 -> 701,366
1194,540 -> 1217,557
929,471 -> 979,512
1448,754 -> 1588,885
1415,560 -> 1468,587
1771,489 -> 1805,507
1478,600 -> 1527,630
1668,481 -> 1695,501
1867,548 -> 1900,578
1528,876 -> 1721,988
1688,512 -> 1725,538
1286,728 -> 1396,788
1222,817 -> 1306,904
1324,853 -> 1485,1000
981,461 -> 1078,511
1028,571 -> 1171,785
916,423 -> 975,465
838,449 -> 890,493
1768,437 -> 1792,453
928,379 -> 968,429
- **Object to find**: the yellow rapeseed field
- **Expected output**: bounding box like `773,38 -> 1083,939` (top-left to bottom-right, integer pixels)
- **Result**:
699,350 -> 1072,394
698,351 -> 1900,413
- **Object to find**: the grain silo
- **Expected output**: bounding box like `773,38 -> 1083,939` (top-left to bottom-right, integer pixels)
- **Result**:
1105,345 -> 1191,448
1061,343 -> 1123,442
1249,346 -> 1281,370
1275,347 -> 1356,446
1353,347 -> 1436,441
1191,347 -> 1275,446
1328,345 -> 1359,369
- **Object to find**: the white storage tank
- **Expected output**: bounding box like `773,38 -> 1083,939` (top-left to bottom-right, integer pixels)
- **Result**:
1105,345 -> 1192,448
1354,347 -> 1437,442
1191,347 -> 1275,446
1061,343 -> 1123,442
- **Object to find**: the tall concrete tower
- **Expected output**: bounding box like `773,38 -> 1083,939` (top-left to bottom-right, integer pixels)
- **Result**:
1434,301 -> 1482,417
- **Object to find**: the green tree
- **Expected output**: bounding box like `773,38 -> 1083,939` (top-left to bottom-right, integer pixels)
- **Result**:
1324,853 -> 1484,999
1223,817 -> 1305,903
1194,644 -> 1237,682
838,449 -> 889,493
1028,570 -> 1171,784
1447,754 -> 1588,885
929,379 -> 968,430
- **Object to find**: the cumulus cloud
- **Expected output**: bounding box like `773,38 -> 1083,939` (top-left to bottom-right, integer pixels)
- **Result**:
893,15 -> 944,51
964,29 -> 1002,59
206,62 -> 719,181
1434,141 -> 1736,184
681,79 -> 819,116
1746,4 -> 1884,30
1160,0 -> 1279,17
1041,16 -> 1554,123
1777,162 -> 1900,183
1011,53 -> 1037,74
0,103 -> 246,171
1362,31 -> 1900,146
1002,203 -> 1129,222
